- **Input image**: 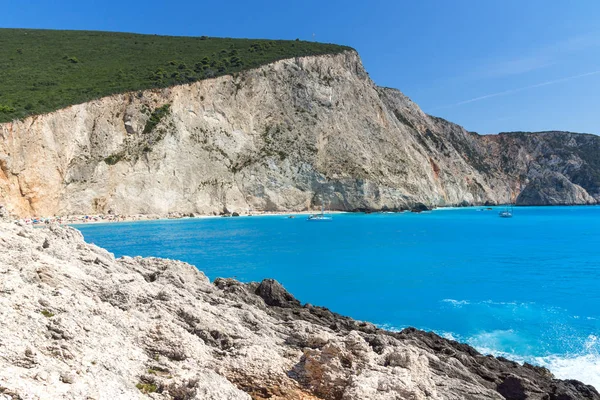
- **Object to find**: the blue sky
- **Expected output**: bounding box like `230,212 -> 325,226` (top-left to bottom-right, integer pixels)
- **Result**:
2,0 -> 599,134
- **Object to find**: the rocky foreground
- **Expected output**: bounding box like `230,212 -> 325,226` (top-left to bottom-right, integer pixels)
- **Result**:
0,223 -> 598,400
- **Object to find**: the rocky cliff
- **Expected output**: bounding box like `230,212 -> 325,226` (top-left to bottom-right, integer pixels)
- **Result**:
0,222 -> 598,399
0,51 -> 598,217
479,132 -> 600,205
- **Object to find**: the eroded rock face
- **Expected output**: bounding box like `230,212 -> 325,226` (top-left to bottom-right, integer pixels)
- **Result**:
516,171 -> 596,206
1,52 -> 598,218
480,131 -> 600,206
0,223 -> 597,399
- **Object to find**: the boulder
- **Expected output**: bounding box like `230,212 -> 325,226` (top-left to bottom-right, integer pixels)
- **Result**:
254,279 -> 301,308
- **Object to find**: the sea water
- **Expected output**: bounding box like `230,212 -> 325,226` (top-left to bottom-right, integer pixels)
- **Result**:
75,206 -> 600,388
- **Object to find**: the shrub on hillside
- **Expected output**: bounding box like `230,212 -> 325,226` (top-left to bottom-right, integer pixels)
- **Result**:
0,29 -> 351,123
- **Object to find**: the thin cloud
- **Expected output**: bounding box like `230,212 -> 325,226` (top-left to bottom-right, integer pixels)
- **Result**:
432,70 -> 600,110
469,32 -> 600,79
479,56 -> 556,78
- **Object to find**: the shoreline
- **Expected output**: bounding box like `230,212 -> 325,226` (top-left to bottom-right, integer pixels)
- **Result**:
8,203 -> 599,226
3,212 -> 598,391
12,209 -> 350,226
0,220 -> 597,397
377,322 -> 599,389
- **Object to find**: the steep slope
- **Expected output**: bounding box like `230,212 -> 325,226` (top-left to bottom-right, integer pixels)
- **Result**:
0,28 -> 350,122
0,222 -> 598,399
379,90 -> 600,206
480,132 -> 600,205
377,88 -> 511,204
0,51 -> 506,217
1,50 -> 599,218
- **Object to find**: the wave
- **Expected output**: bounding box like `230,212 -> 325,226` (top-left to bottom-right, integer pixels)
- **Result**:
539,353 -> 599,389
467,332 -> 599,389
441,331 -> 458,341
380,300 -> 599,388
442,299 -> 470,306
441,298 -> 538,307
474,347 -> 600,390
375,324 -> 599,389
376,323 -> 406,333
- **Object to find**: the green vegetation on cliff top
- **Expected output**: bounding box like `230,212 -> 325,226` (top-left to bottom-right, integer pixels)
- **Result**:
0,29 -> 351,123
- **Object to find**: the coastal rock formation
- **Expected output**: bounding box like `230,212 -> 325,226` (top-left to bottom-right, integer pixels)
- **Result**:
1,51 -> 599,217
481,132 -> 600,206
516,171 -> 596,206
0,222 -> 598,399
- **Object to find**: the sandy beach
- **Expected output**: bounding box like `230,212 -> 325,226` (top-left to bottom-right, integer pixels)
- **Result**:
12,210 -> 347,226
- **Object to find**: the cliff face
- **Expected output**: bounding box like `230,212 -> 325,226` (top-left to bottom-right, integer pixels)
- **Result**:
0,51 -> 598,217
479,132 -> 600,205
0,222 -> 598,399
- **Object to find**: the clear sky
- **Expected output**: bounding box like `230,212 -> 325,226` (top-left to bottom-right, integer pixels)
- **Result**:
2,0 -> 599,134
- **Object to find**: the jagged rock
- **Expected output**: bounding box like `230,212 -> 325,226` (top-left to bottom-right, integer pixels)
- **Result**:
254,279 -> 301,308
0,223 -> 597,399
516,171 -> 596,205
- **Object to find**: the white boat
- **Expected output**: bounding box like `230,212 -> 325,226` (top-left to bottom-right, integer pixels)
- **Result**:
308,203 -> 332,221
307,214 -> 332,221
499,189 -> 514,218
499,204 -> 513,218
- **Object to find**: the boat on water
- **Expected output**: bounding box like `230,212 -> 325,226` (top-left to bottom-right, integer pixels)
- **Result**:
308,204 -> 332,221
307,214 -> 332,221
499,204 -> 513,218
499,189 -> 515,218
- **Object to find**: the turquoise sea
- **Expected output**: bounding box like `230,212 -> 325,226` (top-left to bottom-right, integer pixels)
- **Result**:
75,206 -> 600,388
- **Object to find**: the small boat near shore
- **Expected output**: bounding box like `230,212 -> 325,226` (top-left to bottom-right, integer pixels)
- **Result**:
499,190 -> 515,218
307,214 -> 332,221
308,203 -> 332,221
499,204 -> 513,218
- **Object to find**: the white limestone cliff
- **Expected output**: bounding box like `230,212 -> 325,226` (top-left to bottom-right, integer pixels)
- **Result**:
1,51 -> 598,218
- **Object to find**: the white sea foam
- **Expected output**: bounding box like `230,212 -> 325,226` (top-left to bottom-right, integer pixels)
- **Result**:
539,353 -> 600,389
470,333 -> 599,390
476,347 -> 600,389
376,323 -> 406,332
375,325 -> 599,389
482,300 -> 520,306
441,298 -> 538,307
441,331 -> 457,341
376,324 -> 599,389
441,299 -> 470,306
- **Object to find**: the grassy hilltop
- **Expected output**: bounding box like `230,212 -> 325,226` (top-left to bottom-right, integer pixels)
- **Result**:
0,29 -> 351,123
